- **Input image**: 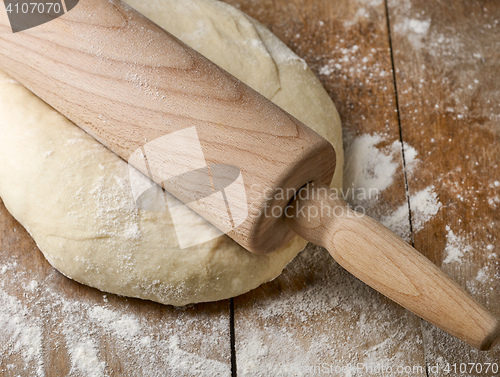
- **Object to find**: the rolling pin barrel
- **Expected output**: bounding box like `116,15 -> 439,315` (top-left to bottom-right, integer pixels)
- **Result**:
0,0 -> 336,254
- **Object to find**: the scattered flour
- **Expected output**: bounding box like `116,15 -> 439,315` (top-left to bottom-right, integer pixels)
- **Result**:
1,0 -> 498,374
343,132 -> 437,241
235,246 -> 427,377
88,306 -> 141,339
344,134 -> 398,194
442,226 -> 472,264
0,260 -> 231,377
476,267 -> 488,283
0,290 -> 44,376
65,337 -> 106,377
402,142 -> 418,174
408,186 -> 442,231
344,134 -> 419,198
343,7 -> 370,28
381,186 -> 441,240
318,64 -> 335,76
407,19 -> 431,34
393,18 -> 431,49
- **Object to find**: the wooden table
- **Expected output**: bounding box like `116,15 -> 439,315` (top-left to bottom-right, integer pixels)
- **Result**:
1,0 -> 499,375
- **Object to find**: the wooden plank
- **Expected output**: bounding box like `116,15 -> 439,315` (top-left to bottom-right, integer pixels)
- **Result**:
0,198 -> 232,376
387,0 -> 500,374
225,0 -> 428,374
2,0 -> 497,375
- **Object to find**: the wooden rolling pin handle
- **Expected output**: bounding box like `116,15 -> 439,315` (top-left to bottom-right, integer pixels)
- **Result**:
285,181 -> 500,350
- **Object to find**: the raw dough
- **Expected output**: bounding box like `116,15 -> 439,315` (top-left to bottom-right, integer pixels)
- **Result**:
0,0 -> 342,305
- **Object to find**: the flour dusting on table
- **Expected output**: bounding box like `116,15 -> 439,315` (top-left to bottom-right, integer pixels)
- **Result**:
2,0 -> 500,374
344,132 -> 439,240
442,226 -> 472,264
381,186 -> 441,240
344,134 -> 399,194
235,246 -> 426,377
0,129 -> 445,376
0,255 -> 230,377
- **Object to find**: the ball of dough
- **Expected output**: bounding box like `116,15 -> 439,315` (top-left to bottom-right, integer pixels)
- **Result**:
0,0 -> 342,305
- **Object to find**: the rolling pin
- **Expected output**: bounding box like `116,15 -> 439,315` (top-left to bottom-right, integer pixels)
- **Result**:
0,0 -> 499,350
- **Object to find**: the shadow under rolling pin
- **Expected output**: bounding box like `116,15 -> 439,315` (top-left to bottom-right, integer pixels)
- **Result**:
0,0 -> 498,350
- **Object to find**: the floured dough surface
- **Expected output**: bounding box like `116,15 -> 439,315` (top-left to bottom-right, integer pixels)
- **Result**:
0,0 -> 342,306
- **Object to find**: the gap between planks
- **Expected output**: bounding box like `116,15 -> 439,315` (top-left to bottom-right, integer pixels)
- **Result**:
383,1 -> 430,376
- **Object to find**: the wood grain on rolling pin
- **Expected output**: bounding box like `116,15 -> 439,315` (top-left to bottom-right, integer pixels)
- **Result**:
0,0 -> 336,254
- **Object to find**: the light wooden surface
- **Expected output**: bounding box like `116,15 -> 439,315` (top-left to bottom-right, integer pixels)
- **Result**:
1,0 -> 499,376
1,0 -> 494,349
387,0 -> 500,373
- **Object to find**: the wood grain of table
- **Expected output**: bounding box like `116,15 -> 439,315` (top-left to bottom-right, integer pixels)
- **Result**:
0,0 -> 499,376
